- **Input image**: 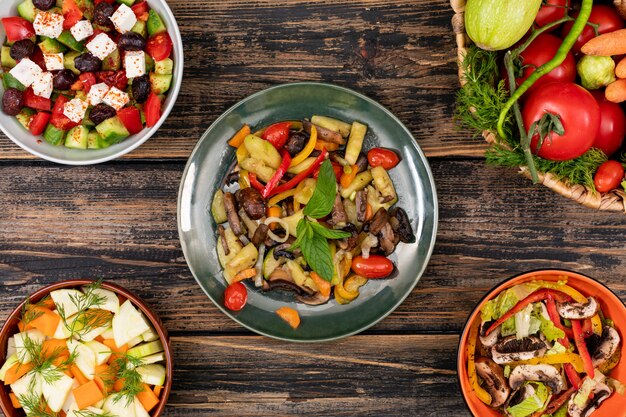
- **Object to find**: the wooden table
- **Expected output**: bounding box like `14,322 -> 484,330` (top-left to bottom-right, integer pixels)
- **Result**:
1,1 -> 625,416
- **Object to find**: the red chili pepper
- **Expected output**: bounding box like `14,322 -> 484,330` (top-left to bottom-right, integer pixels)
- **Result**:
532,385 -> 577,417
260,150 -> 291,198
572,320 -> 595,378
267,149 -> 328,197
485,289 -> 572,336
248,172 -> 265,193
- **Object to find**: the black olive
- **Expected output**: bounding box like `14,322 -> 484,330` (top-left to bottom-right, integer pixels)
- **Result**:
131,74 -> 150,103
9,40 -> 35,61
74,53 -> 102,73
90,103 -> 117,125
2,88 -> 24,116
118,32 -> 146,51
94,1 -> 115,26
53,70 -> 77,91
32,0 -> 55,10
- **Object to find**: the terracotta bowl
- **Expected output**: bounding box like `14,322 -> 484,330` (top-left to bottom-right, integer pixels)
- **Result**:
0,280 -> 173,417
458,270 -> 626,417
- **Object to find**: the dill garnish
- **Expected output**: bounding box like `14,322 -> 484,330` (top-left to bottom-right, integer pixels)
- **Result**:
57,280 -> 112,340
17,392 -> 58,417
74,409 -> 116,417
17,333 -> 76,385
109,353 -> 144,407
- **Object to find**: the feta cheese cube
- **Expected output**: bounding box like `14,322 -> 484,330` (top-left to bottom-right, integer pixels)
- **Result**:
88,83 -> 110,106
102,87 -> 130,111
9,58 -> 42,88
63,98 -> 88,123
86,33 -> 117,60
32,72 -> 54,99
124,51 -> 146,78
70,20 -> 94,42
33,12 -> 64,39
110,4 -> 137,34
43,53 -> 64,71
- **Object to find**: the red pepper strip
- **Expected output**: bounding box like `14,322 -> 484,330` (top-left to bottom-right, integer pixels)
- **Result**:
248,173 -> 265,193
485,289 -> 572,336
267,148 -> 328,198
565,364 -> 582,390
572,320 -> 595,378
260,150 -> 291,198
532,385 -> 577,417
581,318 -> 594,338
545,297 -> 574,340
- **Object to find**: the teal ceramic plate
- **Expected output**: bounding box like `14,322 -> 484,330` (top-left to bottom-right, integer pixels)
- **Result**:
177,82 -> 438,342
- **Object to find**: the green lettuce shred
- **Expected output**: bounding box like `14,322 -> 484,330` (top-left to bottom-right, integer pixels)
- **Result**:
506,382 -> 550,417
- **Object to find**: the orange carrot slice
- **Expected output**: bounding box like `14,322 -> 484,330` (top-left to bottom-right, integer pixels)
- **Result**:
310,272 -> 331,298
73,380 -> 104,409
4,362 -> 34,385
276,307 -> 301,329
137,383 -> 160,412
228,124 -> 251,148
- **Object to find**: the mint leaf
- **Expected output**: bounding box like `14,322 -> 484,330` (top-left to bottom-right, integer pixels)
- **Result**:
289,218 -> 311,251
301,231 -> 334,281
303,159 -> 336,219
309,221 -> 351,239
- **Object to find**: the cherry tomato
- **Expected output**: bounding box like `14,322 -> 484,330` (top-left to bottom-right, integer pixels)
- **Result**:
79,72 -> 97,94
224,282 -> 248,311
62,0 -> 83,30
562,5 -> 624,54
367,147 -> 400,170
351,255 -> 394,279
23,88 -> 51,112
513,33 -> 576,96
1,17 -> 35,43
262,122 -> 291,149
117,106 -> 143,134
29,112 -> 51,136
96,70 -> 128,90
535,0 -> 568,29
131,1 -> 150,20
590,91 -> 626,157
524,82 -> 600,161
144,92 -> 162,128
594,160 -> 625,193
146,32 -> 173,61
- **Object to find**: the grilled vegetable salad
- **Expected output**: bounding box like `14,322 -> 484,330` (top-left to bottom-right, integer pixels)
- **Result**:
212,116 -> 416,322
0,281 -> 167,416
468,279 -> 624,417
1,0 -> 174,149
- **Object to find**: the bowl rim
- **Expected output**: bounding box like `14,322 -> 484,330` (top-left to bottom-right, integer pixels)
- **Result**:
0,0 -> 184,166
455,268 -> 626,416
177,81 -> 439,342
0,279 -> 173,417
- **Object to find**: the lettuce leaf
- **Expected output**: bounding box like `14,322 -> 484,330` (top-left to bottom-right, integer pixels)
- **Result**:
506,383 -> 550,417
546,341 -> 567,356
539,316 -> 566,342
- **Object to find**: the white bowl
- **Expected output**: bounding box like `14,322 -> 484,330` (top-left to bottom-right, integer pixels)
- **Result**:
0,0 -> 183,165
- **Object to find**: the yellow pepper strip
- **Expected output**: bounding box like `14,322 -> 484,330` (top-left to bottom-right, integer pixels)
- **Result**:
467,319 -> 492,405
505,352 -> 584,374
236,143 -> 249,164
290,126 -> 317,167
238,170 -> 250,189
228,124 -> 251,148
267,189 -> 297,208
344,275 -> 367,293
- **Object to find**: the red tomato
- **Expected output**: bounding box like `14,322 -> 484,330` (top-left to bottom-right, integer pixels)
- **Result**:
535,0 -> 568,29
50,95 -> 79,130
224,282 -> 247,311
594,160 -> 625,192
144,92 -> 162,128
146,32 -> 173,61
94,0 -> 115,4
117,106 -> 143,134
514,33 -> 576,96
29,112 -> 51,136
23,89 -> 51,112
590,91 -> 626,157
131,1 -> 150,20
351,255 -> 394,279
524,82 -> 600,161
96,71 -> 128,90
79,72 -> 97,93
30,47 -> 46,71
62,0 -> 83,30
1,17 -> 35,43
367,148 -> 400,170
262,122 -> 291,149
562,5 -> 624,54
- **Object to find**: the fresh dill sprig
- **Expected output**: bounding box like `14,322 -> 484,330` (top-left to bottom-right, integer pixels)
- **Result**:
57,280 -> 111,340
20,297 -> 48,326
17,333 -> 77,385
17,392 -> 58,417
74,410 -> 116,417
110,353 -> 144,406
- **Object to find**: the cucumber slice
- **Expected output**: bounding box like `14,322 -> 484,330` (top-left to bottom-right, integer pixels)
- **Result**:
1,46 -> 17,69
0,355 -> 19,381
131,20 -> 147,38
147,10 -> 167,36
64,51 -> 81,75
58,31 -> 84,52
102,48 -> 121,71
127,340 -> 163,359
17,0 -> 38,23
65,125 -> 89,149
139,352 -> 165,365
2,72 -> 26,91
154,58 -> 173,75
39,37 -> 67,54
95,116 -> 130,145
87,130 -> 103,149
136,364 -> 166,386
16,108 -> 35,130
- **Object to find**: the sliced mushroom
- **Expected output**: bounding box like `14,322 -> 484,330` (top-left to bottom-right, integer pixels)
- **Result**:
337,224 -> 359,251
223,192 -> 244,236
355,152 -> 368,173
568,380 -> 612,417
378,222 -> 397,255
361,233 -> 378,259
297,291 -> 331,306
251,224 -> 269,247
491,336 -> 548,364
367,208 -> 389,235
479,321 -> 499,348
356,189 -> 367,222
389,207 -> 415,243
217,225 -> 230,256
509,364 -> 565,393
556,297 -> 599,320
236,187 -> 266,220
505,384 -> 536,413
304,120 -> 344,144
266,268 -> 315,296
590,326 -> 621,368
327,194 -> 348,227
475,357 -> 510,407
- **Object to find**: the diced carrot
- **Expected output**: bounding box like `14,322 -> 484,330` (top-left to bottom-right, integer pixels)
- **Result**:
42,339 -> 69,358
232,268 -> 257,283
4,362 -> 34,385
95,335 -> 105,343
365,203 -> 373,221
52,354 -> 70,375
340,164 -> 359,188
153,385 -> 163,397
94,364 -> 113,394
581,28 -> 626,56
227,124 -> 251,148
137,383 -> 160,412
103,339 -> 128,364
27,306 -> 61,337
314,139 -> 339,151
113,377 -> 125,392
606,79 -> 626,103
70,79 -> 83,91
275,307 -> 301,329
309,272 -> 331,298
9,393 -> 21,409
73,380 -> 104,410
616,56 -> 626,79
38,297 -> 56,309
70,365 -> 89,385
266,206 -> 282,230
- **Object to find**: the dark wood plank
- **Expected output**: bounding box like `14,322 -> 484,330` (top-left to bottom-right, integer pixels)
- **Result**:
0,160 -> 624,335
0,0 -> 483,160
165,334 -> 465,416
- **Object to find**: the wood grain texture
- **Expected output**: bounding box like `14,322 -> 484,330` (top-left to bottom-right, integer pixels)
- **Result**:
0,0 -> 485,160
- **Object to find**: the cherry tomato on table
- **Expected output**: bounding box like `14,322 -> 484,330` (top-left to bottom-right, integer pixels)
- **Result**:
590,91 -> 626,157
594,160 -> 625,193
1,17 -> 35,43
351,255 -> 394,279
535,0 -> 568,29
262,122 -> 291,149
524,82 -> 600,161
562,5 -> 624,54
367,147 -> 400,170
146,32 -> 173,61
224,282 -> 248,311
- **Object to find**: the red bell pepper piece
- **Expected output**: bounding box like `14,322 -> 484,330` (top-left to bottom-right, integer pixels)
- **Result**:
572,320 -> 595,378
581,319 -> 594,338
545,296 -> 574,340
258,150 -> 291,198
117,107 -> 143,135
267,149 -> 328,197
248,173 -> 265,193
485,289 -> 572,336
29,112 -> 51,136
62,0 -> 83,30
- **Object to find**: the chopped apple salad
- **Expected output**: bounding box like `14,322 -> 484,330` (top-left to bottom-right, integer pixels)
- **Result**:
0,282 -> 167,417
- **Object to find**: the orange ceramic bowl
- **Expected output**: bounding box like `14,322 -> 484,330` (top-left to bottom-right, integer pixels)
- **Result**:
0,280 -> 173,417
458,270 -> 626,417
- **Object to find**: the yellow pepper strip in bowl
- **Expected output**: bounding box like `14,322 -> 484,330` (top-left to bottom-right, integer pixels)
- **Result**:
267,189 -> 297,208
504,352 -> 585,374
228,124 -> 251,148
290,126 -> 317,167
467,319 -> 493,406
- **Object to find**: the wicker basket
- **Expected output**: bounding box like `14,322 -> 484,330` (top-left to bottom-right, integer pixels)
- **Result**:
451,0 -> 626,212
